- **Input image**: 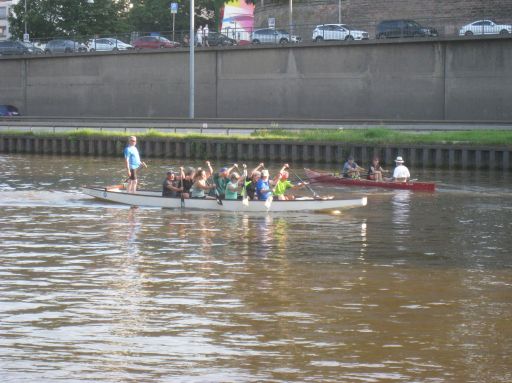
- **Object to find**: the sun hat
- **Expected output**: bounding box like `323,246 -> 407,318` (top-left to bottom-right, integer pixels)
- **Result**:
167,170 -> 174,175
347,155 -> 354,161
395,156 -> 405,163
261,169 -> 269,177
281,171 -> 289,179
220,167 -> 228,173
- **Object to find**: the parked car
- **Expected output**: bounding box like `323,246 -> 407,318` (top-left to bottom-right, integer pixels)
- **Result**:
206,32 -> 237,46
251,28 -> 301,44
0,41 -> 30,56
376,20 -> 438,39
22,42 -> 44,54
312,24 -> 369,42
0,105 -> 20,116
459,20 -> 512,36
45,39 -> 88,54
88,38 -> 133,52
132,36 -> 180,49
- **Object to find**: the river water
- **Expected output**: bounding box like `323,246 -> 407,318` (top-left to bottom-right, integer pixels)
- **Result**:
0,154 -> 511,383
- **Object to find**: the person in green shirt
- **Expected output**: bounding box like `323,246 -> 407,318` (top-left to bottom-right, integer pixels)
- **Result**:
213,164 -> 238,198
273,165 -> 307,200
224,164 -> 247,200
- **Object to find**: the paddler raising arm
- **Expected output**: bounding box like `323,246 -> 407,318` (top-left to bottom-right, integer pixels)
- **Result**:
273,164 -> 307,200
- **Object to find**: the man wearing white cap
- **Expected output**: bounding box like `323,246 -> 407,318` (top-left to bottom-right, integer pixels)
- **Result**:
392,156 -> 410,182
256,169 -> 273,201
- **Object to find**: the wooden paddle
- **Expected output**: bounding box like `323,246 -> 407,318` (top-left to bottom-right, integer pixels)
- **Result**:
290,168 -> 321,199
179,168 -> 185,208
207,176 -> 223,206
240,164 -> 249,207
264,195 -> 273,210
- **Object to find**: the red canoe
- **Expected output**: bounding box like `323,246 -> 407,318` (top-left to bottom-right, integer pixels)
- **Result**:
305,169 -> 436,192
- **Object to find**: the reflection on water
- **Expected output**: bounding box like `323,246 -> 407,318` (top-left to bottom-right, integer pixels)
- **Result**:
0,154 -> 511,382
391,191 -> 411,253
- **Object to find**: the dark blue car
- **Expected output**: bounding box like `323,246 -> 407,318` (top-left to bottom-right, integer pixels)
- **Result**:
0,105 -> 20,116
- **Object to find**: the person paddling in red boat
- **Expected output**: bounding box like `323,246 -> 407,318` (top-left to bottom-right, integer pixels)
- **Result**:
367,157 -> 386,182
392,156 -> 411,182
342,156 -> 366,179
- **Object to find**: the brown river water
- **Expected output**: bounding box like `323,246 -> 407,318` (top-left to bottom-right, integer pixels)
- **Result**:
0,154 -> 511,383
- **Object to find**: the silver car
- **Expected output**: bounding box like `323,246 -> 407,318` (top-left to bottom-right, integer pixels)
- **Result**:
88,38 -> 133,52
459,20 -> 512,36
251,28 -> 301,44
312,24 -> 369,42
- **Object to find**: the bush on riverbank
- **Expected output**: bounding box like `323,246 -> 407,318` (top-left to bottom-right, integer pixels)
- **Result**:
1,128 -> 511,146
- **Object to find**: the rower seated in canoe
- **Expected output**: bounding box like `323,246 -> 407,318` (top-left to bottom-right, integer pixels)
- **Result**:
367,157 -> 387,182
392,156 -> 411,182
273,167 -> 307,200
342,156 -> 366,179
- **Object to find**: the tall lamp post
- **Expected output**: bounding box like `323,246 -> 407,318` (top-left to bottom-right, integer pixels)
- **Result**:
289,0 -> 293,36
189,0 -> 195,119
338,0 -> 342,24
24,0 -> 27,36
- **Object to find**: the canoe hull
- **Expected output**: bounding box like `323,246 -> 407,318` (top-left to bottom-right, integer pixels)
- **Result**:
81,186 -> 367,212
305,169 -> 436,192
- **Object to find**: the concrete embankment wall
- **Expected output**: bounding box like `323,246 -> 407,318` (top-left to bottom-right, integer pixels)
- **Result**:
1,135 -> 510,170
1,37 -> 512,121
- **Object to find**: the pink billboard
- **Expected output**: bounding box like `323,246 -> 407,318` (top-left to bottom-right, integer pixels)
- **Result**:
221,0 -> 255,43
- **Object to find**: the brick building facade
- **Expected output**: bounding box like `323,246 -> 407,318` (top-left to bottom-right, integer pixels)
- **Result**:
254,0 -> 512,38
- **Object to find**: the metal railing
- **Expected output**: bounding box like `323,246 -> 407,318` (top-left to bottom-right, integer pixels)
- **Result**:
2,14 -> 511,55
1,117 -> 511,135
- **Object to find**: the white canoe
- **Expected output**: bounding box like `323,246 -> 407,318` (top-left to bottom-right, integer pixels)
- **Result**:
81,186 -> 367,212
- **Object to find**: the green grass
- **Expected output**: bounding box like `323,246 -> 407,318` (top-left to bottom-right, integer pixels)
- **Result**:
1,128 -> 511,146
251,128 -> 512,146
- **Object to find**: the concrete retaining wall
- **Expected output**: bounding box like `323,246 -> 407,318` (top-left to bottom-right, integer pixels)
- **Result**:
1,37 -> 512,121
1,135 -> 510,170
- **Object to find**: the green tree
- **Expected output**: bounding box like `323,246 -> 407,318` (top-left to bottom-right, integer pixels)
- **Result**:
8,0 -> 131,40
8,0 -> 254,40
128,0 -> 221,33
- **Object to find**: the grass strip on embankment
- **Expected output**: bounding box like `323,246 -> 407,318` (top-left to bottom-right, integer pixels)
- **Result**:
250,128 -> 512,146
2,128 -> 512,146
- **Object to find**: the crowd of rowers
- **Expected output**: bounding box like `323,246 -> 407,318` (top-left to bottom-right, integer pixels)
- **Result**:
161,155 -> 411,201
162,162 -> 309,201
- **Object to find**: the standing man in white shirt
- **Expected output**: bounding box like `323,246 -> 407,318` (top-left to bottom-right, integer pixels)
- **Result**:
197,26 -> 203,47
392,156 -> 410,182
203,24 -> 209,47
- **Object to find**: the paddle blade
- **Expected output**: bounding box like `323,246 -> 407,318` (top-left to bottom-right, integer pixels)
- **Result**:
264,195 -> 273,210
242,196 -> 249,207
214,189 -> 223,205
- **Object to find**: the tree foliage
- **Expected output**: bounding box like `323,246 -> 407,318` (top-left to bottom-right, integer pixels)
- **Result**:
8,0 -> 132,40
8,0 -> 254,40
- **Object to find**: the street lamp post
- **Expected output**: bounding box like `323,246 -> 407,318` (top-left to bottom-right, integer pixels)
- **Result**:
289,0 -> 293,36
189,0 -> 195,119
24,0 -> 27,35
338,0 -> 342,24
